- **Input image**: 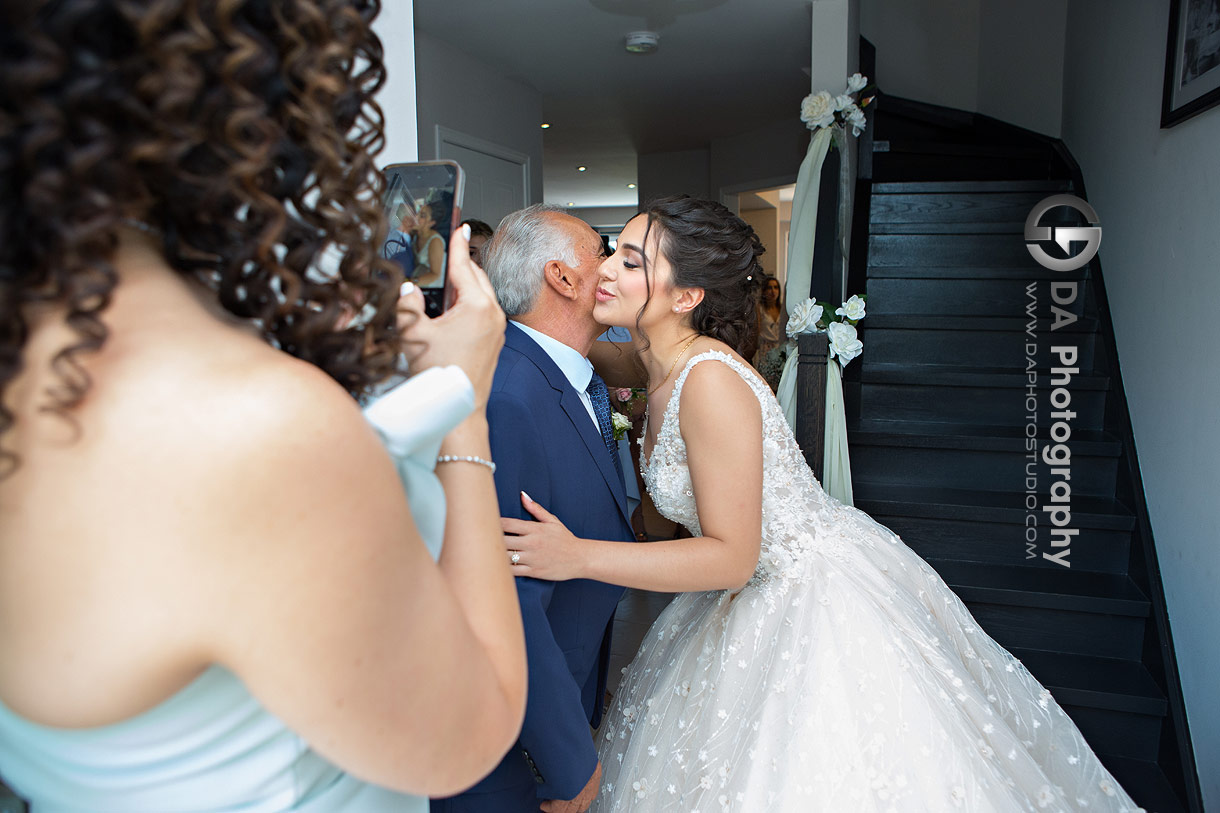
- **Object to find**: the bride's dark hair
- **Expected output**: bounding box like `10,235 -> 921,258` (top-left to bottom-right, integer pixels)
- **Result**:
637,195 -> 764,355
0,0 -> 401,475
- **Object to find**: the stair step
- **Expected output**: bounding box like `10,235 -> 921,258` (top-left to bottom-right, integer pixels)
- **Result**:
1096,757 -> 1189,813
929,559 -> 1149,616
870,221 -> 1027,234
852,482 -> 1135,531
874,140 -> 1049,159
866,275 -> 1087,317
870,190 -> 1054,224
1008,649 -> 1166,717
849,419 -> 1121,454
864,314 -> 1097,332
858,362 -> 1109,390
868,264 -> 1090,281
873,180 -> 1074,194
860,315 -> 1098,370
873,153 -> 1055,183
925,559 -> 1149,660
853,362 -> 1110,427
869,232 -> 1057,267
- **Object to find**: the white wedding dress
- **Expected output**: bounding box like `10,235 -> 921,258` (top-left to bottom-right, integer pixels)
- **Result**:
593,351 -> 1143,812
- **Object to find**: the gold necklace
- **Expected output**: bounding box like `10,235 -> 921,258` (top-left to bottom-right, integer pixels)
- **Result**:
649,334 -> 701,396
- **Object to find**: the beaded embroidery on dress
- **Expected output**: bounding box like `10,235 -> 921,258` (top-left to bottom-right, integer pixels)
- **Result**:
593,351 -> 1143,812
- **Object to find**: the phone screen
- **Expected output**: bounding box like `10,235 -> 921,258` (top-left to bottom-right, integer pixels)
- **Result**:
382,161 -> 465,317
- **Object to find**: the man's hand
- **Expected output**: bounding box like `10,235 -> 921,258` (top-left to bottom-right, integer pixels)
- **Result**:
540,762 -> 602,813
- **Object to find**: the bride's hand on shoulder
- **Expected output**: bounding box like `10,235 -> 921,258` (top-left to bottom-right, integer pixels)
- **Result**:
501,492 -> 585,581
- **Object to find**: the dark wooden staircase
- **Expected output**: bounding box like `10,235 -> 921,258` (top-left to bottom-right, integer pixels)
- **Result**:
843,96 -> 1204,812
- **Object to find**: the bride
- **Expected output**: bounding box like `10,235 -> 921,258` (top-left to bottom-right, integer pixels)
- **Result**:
500,196 -> 1144,811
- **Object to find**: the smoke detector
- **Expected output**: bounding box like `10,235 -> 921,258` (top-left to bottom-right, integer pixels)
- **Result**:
625,31 -> 660,54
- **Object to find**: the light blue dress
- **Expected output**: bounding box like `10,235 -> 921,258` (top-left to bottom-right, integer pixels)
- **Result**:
0,366 -> 475,812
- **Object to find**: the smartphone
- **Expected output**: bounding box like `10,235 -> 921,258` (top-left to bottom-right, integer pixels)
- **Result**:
382,160 -> 465,317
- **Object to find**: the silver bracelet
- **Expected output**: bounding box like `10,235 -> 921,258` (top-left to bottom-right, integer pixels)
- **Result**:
436,454 -> 497,474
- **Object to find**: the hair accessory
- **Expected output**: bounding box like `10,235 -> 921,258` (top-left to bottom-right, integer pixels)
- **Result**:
436,454 -> 496,474
649,333 -> 700,396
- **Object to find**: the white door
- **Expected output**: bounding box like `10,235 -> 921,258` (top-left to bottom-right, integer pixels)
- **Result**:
435,126 -> 529,229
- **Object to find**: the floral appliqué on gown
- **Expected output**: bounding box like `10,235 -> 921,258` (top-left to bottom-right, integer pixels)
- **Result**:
593,351 -> 1143,812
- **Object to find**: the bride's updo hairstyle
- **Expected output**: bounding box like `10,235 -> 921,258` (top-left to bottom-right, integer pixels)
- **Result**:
638,195 -> 764,356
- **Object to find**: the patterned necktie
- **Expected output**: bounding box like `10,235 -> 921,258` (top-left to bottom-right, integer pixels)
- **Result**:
586,372 -> 626,484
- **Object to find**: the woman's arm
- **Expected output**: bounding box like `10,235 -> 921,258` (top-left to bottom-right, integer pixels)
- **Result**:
414,234 -> 444,287
588,339 -> 645,388
197,370 -> 526,797
504,361 -> 763,592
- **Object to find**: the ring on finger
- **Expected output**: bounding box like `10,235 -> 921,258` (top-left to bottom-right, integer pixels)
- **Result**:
510,552 -> 521,565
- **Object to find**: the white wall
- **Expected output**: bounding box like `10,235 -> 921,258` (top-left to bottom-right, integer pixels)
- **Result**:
709,120 -> 806,200
859,0 -> 1066,137
413,32 -> 543,205
977,0 -> 1066,136
859,0 -> 981,112
373,1 -> 417,165
1062,0 -> 1220,805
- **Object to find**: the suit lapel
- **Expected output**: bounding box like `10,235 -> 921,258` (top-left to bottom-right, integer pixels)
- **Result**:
505,325 -> 633,527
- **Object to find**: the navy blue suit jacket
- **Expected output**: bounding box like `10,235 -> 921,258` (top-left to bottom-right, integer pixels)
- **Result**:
433,323 -> 635,812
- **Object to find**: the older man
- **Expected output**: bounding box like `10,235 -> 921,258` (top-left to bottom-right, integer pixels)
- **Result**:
430,206 -> 635,813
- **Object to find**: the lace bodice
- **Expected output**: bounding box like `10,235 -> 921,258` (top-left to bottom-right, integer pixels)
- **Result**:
640,350 -> 857,583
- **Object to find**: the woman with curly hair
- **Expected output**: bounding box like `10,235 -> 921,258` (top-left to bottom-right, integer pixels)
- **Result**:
0,1 -> 525,809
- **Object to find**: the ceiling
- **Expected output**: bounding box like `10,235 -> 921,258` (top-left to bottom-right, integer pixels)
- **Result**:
413,0 -> 812,208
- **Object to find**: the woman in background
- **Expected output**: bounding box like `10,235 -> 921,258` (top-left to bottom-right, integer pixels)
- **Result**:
413,202 -> 446,286
752,275 -> 788,391
462,218 -> 495,268
0,1 -> 524,810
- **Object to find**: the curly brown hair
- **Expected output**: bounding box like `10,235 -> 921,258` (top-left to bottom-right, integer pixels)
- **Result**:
0,0 -> 404,475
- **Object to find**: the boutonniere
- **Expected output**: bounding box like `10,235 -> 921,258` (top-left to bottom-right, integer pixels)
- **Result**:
610,386 -> 646,440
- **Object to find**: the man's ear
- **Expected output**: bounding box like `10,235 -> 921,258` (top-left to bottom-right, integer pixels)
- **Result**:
672,286 -> 705,315
544,260 -> 579,301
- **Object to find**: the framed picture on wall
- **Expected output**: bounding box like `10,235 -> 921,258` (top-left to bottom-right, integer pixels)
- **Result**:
1162,0 -> 1220,127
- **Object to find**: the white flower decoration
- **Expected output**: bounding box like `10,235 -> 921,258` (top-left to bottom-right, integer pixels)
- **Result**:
835,294 -> 867,322
833,93 -> 853,112
847,72 -> 869,93
846,103 -> 868,136
1037,785 -> 1055,807
827,321 -> 864,366
800,90 -> 836,130
611,410 -> 631,439
786,298 -> 824,337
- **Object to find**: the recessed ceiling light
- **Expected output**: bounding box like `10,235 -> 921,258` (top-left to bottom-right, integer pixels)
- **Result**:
540,123 -> 551,129
627,183 -> 637,189
577,166 -> 587,172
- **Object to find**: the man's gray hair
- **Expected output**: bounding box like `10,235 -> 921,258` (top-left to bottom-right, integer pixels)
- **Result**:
484,204 -> 581,317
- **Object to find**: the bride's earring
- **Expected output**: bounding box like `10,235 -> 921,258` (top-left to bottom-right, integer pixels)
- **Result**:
673,306 -> 681,313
